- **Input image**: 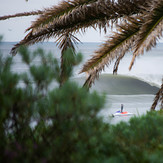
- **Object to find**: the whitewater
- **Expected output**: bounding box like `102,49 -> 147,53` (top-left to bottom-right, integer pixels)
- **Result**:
0,42 -> 162,124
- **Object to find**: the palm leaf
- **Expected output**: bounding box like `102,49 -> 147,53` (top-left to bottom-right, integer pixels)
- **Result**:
10,0 -> 148,55
83,71 -> 97,89
129,0 -> 163,70
0,10 -> 43,20
56,32 -> 80,54
151,79 -> 163,110
82,17 -> 141,87
29,0 -> 147,34
81,18 -> 141,73
113,52 -> 126,74
26,0 -> 98,33
56,32 -> 80,86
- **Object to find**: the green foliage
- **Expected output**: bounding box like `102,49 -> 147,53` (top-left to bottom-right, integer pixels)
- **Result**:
62,48 -> 82,78
109,111 -> 163,162
0,45 -> 106,162
60,48 -> 83,86
0,45 -> 163,162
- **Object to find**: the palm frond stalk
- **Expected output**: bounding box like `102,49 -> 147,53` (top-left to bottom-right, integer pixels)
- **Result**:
0,10 -> 43,20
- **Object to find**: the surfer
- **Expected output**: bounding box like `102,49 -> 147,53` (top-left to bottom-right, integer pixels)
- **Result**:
121,104 -> 123,113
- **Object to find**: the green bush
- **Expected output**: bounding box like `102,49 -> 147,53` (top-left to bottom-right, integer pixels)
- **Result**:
0,46 -> 107,162
0,45 -> 163,163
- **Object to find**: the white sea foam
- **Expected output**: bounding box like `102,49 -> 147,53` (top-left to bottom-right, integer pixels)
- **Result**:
128,74 -> 162,87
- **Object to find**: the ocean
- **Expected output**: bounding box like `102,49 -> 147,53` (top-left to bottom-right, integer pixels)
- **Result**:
0,42 -> 163,124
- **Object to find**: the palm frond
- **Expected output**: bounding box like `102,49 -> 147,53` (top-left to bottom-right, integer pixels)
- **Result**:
26,0 -> 98,33
151,79 -> 163,110
33,0 -> 147,34
56,32 -> 80,54
10,0 -> 148,55
113,52 -> 126,74
83,71 -> 97,89
81,18 -> 141,73
10,29 -> 79,56
129,0 -> 163,70
0,10 -> 43,20
56,32 -> 80,86
81,17 -> 141,87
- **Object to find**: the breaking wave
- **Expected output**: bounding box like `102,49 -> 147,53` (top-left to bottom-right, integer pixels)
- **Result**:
73,74 -> 159,95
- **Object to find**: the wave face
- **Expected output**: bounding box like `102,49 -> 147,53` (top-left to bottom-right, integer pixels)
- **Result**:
73,74 -> 159,95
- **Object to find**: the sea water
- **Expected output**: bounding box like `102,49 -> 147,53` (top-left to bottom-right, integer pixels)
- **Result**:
0,42 -> 163,124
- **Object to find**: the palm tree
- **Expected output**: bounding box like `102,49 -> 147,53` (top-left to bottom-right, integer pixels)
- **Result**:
0,0 -> 163,110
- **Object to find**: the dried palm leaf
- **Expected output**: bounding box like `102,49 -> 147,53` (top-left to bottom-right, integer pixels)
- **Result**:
82,17 -> 141,87
83,71 -> 98,89
81,18 -> 141,73
56,32 -> 80,86
26,0 -> 98,33
129,0 -> 163,70
56,32 -> 81,54
10,0 -> 148,55
151,79 -> 163,110
113,52 -> 126,74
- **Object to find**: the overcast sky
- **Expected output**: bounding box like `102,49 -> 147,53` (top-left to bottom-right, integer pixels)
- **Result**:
0,0 -> 108,42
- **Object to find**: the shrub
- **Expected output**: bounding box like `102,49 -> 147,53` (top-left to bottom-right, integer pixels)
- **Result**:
0,46 -> 107,163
